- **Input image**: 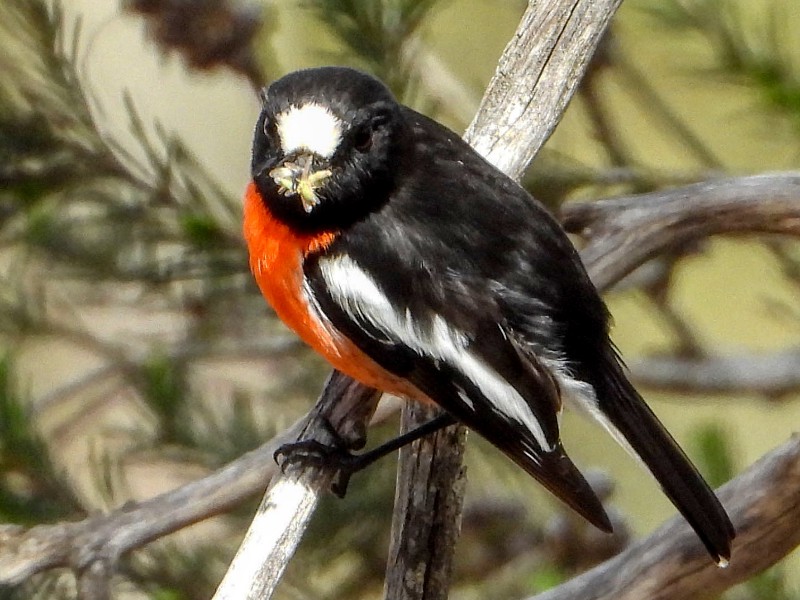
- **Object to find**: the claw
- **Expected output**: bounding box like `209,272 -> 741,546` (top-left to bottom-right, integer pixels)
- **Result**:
273,439 -> 360,497
273,413 -> 456,497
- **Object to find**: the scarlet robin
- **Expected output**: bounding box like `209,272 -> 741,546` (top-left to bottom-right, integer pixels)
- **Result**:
244,66 -> 735,564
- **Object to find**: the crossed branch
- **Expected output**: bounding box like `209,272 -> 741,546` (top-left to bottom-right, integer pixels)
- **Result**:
2,0 -> 800,598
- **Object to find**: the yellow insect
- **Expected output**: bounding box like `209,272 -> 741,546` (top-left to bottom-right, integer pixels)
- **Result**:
269,155 -> 332,213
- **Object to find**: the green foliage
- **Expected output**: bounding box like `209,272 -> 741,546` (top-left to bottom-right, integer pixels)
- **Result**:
303,0 -> 443,96
525,565 -> 566,595
0,355 -> 82,523
692,423 -> 736,489
141,353 -> 192,446
643,0 -> 800,132
124,541 -> 229,600
181,214 -> 227,249
745,566 -> 794,600
191,392 -> 271,466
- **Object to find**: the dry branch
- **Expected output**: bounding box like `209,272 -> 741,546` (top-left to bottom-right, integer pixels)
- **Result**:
561,173 -> 800,290
0,422 -> 297,585
629,348 -> 800,397
466,0 -> 624,179
530,435 -> 800,600
77,560 -> 112,600
384,403 -> 467,600
385,1 -> 623,597
212,370 -> 381,599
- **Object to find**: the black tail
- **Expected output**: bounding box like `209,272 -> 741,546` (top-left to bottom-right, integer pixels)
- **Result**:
590,352 -> 735,564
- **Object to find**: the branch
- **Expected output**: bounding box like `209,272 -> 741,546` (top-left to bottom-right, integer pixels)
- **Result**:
384,403 -> 467,600
561,173 -> 800,291
0,421 -> 297,585
529,435 -> 800,600
0,373 -> 384,589
385,1 -> 623,597
629,348 -> 800,398
465,0 -> 623,179
212,370 -> 381,599
77,559 -> 112,600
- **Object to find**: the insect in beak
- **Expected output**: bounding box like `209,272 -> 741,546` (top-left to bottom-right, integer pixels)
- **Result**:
269,153 -> 332,213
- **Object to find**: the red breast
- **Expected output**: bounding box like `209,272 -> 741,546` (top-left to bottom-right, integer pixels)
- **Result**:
243,182 -> 424,400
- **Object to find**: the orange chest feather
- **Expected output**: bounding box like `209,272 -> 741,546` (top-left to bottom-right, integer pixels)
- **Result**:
243,182 -> 338,357
242,182 -> 426,401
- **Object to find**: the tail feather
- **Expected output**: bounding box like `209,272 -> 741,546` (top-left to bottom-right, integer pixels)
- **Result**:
444,397 -> 613,533
592,353 -> 735,564
506,437 -> 613,534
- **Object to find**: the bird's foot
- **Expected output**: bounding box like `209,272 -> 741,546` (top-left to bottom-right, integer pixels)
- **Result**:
274,439 -> 367,497
274,411 -> 458,498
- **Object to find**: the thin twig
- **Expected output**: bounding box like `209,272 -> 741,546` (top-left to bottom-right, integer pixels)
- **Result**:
561,173 -> 800,290
629,348 -> 800,398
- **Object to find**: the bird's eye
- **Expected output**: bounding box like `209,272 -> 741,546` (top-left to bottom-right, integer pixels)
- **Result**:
262,115 -> 277,139
353,127 -> 373,153
353,111 -> 391,153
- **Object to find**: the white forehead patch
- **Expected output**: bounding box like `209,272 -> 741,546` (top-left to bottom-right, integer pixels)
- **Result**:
275,103 -> 343,159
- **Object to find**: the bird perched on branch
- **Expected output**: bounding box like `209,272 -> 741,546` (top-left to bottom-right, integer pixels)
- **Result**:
243,66 -> 735,565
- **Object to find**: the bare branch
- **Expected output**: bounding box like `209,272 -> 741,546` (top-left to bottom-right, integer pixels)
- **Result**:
629,348 -> 800,398
465,0 -> 623,179
212,371 -> 381,599
0,422 -> 297,585
0,377 -> 385,588
211,474 -> 323,600
562,173 -> 800,291
77,559 -> 112,600
384,403 -> 467,600
529,435 -> 800,600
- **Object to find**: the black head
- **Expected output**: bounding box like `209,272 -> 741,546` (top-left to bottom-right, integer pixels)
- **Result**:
252,67 -> 408,232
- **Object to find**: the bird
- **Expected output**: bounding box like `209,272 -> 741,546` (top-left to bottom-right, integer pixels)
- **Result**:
243,66 -> 735,565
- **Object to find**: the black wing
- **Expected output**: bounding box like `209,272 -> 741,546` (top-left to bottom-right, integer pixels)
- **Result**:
303,219 -> 611,531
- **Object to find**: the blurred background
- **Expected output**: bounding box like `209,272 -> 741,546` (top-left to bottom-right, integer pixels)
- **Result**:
1,0 -> 799,598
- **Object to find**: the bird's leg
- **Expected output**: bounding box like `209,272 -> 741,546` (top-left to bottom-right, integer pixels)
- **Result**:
274,412 -> 458,497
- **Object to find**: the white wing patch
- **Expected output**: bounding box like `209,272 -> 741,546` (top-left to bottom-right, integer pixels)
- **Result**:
544,357 -> 644,467
276,103 -> 343,159
318,255 -> 553,451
